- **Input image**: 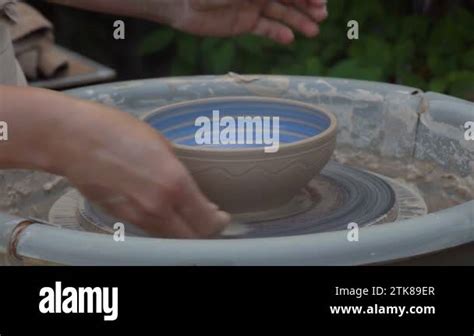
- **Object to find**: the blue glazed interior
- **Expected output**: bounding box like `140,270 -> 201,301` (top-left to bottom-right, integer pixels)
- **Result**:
145,100 -> 331,149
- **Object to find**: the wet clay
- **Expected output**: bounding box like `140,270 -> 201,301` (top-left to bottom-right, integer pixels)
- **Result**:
333,147 -> 474,212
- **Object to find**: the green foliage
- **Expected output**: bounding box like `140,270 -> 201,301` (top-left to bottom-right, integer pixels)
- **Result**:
138,0 -> 474,100
138,28 -> 175,55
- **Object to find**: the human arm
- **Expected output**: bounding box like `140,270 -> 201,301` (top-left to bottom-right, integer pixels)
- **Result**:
47,0 -> 328,44
0,85 -> 230,238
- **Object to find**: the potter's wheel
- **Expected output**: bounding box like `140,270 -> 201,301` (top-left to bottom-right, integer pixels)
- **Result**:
49,162 -> 427,239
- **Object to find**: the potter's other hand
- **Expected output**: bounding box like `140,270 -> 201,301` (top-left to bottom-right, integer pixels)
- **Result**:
49,0 -> 328,44
162,0 -> 328,44
0,85 -> 230,239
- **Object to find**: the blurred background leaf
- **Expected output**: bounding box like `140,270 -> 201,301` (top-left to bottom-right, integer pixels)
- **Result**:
138,28 -> 175,56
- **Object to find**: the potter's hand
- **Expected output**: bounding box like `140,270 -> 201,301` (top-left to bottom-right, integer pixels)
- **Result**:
0,85 -> 230,238
49,0 -> 328,44
60,99 -> 231,238
166,0 -> 328,44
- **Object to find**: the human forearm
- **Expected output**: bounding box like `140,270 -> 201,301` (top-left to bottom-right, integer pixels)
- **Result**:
0,85 -> 78,172
0,85 -> 131,175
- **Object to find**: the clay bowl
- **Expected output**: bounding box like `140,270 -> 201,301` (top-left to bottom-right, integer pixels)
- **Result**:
142,97 -> 337,218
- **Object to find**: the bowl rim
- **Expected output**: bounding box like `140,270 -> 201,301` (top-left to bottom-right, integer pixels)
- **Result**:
141,96 -> 338,155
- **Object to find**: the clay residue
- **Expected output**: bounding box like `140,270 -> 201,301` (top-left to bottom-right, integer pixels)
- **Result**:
0,171 -> 69,219
333,147 -> 474,212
